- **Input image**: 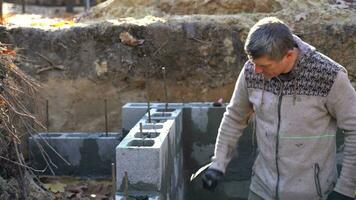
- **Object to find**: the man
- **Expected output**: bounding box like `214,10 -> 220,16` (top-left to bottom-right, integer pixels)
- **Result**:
202,17 -> 356,200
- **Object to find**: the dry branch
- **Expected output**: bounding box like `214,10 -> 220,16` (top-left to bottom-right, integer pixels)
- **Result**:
0,42 -> 58,198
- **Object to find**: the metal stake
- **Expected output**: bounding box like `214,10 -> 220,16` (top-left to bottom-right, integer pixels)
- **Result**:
85,0 -> 90,12
66,0 -> 74,13
162,67 -> 168,112
145,59 -> 152,123
147,101 -> 151,123
139,123 -> 143,134
105,99 -> 108,137
21,0 -> 25,13
46,100 -> 49,132
112,163 -> 116,199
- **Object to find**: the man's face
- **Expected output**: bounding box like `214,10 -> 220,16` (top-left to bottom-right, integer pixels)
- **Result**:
251,55 -> 288,79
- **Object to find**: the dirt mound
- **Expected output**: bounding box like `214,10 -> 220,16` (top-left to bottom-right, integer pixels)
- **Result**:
159,0 -> 282,14
80,0 -> 352,22
5,0 -> 106,6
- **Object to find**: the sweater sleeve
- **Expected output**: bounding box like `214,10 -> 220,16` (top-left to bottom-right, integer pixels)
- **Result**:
326,70 -> 356,198
210,66 -> 253,173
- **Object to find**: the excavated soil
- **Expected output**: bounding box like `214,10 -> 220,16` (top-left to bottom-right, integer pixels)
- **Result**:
81,0 -> 355,21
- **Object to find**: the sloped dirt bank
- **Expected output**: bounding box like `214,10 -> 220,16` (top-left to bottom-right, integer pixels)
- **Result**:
1,14 -> 355,132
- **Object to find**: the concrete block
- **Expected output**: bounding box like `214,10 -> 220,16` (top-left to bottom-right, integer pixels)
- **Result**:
121,103 -> 184,137
148,109 -> 183,200
116,118 -> 175,193
29,132 -> 121,178
117,108 -> 184,200
181,103 -> 228,168
145,108 -> 183,145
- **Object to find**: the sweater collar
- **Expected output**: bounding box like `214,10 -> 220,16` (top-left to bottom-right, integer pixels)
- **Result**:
277,35 -> 315,81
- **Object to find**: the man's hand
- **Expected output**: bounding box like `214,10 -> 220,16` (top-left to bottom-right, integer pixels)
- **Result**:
326,191 -> 353,200
202,168 -> 224,191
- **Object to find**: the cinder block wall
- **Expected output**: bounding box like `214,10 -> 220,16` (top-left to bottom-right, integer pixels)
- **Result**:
29,132 -> 121,178
121,102 -> 345,200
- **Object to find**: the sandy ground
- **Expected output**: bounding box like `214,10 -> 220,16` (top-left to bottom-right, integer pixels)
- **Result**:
2,1 -> 355,29
1,2 -> 84,28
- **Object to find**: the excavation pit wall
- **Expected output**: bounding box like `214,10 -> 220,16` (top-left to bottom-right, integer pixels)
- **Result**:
29,132 -> 122,178
0,16 -> 355,134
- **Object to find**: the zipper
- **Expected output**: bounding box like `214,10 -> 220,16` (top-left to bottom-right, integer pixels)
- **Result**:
275,78 -> 284,200
314,163 -> 323,199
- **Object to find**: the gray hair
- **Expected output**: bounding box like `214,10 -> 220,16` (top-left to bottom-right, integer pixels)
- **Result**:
244,17 -> 296,61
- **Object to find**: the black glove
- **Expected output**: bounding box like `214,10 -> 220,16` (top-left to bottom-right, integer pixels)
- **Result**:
202,168 -> 224,191
326,191 -> 353,200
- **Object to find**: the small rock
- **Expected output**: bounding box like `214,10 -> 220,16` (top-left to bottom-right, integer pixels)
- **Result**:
295,12 -> 308,22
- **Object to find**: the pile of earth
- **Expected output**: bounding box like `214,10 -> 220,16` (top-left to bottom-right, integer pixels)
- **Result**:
80,0 -> 355,23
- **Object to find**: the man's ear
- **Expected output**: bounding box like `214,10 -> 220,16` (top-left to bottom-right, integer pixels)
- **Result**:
285,50 -> 294,59
282,50 -> 294,63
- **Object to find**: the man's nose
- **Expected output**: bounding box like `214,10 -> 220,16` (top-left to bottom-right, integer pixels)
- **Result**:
254,65 -> 264,73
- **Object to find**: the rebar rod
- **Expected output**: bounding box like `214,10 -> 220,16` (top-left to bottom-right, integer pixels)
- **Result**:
162,67 -> 168,112
112,163 -> 116,199
21,0 -> 25,13
85,0 -> 90,12
147,101 -> 151,123
46,100 -> 49,132
105,99 -> 108,137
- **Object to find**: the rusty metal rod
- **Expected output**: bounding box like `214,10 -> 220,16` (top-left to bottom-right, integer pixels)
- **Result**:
105,99 -> 108,137
139,122 -> 143,134
162,67 -> 168,112
85,0 -> 90,11
147,101 -> 151,123
112,163 -> 116,199
46,100 -> 49,132
21,0 -> 25,13
66,0 -> 74,13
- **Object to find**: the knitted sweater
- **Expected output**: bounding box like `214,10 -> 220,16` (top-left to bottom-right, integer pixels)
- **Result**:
210,36 -> 356,199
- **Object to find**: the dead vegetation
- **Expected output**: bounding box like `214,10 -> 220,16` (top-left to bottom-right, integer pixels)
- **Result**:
0,41 -> 114,199
0,42 -> 51,199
